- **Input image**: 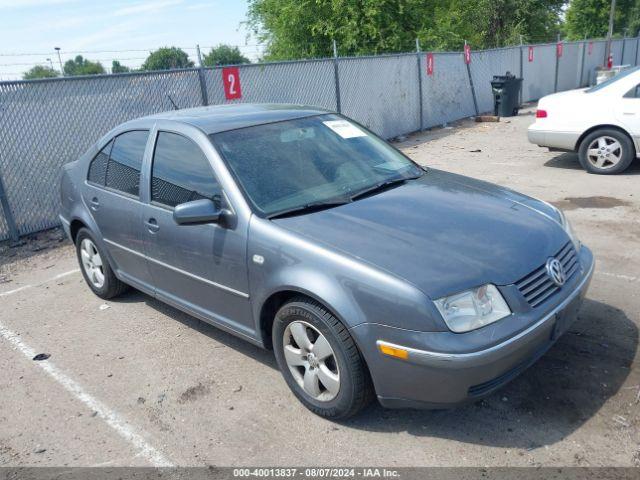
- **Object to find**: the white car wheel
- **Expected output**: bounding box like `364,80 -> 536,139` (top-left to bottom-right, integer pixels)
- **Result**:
578,129 -> 635,175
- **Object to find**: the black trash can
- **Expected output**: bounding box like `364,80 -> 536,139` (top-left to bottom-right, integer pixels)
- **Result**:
491,72 -> 523,117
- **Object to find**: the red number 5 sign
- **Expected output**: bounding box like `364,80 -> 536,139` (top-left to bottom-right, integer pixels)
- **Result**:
222,66 -> 242,100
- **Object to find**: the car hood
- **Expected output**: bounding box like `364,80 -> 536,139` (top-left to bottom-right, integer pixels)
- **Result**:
273,169 -> 568,299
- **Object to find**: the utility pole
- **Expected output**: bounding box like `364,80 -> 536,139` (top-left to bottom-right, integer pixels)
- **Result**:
54,47 -> 63,75
605,0 -> 616,67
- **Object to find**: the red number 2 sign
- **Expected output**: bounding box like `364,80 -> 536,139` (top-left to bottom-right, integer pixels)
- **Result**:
222,67 -> 242,100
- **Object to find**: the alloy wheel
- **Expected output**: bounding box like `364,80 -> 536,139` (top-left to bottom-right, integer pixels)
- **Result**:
586,136 -> 623,170
282,320 -> 340,401
80,238 -> 105,289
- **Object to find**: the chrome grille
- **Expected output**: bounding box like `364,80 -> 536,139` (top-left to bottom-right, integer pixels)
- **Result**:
515,242 -> 579,308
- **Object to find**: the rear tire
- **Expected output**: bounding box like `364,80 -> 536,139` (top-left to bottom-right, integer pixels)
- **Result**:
75,228 -> 128,299
272,297 -> 373,419
578,128 -> 635,174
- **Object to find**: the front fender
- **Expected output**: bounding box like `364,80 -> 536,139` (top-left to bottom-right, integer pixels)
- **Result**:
248,217 -> 447,339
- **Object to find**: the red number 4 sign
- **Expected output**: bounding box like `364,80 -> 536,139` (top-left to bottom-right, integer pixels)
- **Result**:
222,67 -> 242,100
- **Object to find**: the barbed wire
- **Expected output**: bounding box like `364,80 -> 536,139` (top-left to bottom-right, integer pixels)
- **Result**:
0,44 -> 267,78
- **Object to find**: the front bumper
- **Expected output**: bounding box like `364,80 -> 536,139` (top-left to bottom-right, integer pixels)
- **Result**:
351,246 -> 594,409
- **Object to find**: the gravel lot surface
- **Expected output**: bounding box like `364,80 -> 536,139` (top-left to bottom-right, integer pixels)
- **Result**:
1,106 -> 638,467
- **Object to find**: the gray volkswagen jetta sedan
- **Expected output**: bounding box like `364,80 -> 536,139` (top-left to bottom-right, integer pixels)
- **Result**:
60,104 -> 594,419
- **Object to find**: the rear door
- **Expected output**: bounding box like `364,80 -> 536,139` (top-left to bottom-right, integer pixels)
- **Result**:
83,130 -> 153,292
140,127 -> 253,338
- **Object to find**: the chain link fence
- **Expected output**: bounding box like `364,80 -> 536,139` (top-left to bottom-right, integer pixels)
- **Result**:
421,52 -> 476,128
0,37 -> 638,241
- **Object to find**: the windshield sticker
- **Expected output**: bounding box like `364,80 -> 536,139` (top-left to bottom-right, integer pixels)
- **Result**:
323,120 -> 367,139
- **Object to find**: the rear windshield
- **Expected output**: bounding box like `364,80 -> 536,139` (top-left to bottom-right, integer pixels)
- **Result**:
586,66 -> 640,93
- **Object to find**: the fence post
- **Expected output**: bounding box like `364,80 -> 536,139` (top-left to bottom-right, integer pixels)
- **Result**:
621,35 -> 627,64
519,36 -> 524,105
0,166 -> 19,243
195,44 -> 209,106
416,39 -> 424,131
464,41 -> 479,116
579,39 -> 587,87
332,40 -> 342,113
635,35 -> 640,66
554,35 -> 561,93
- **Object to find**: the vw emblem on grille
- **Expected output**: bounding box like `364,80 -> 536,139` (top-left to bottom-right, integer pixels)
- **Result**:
546,258 -> 566,287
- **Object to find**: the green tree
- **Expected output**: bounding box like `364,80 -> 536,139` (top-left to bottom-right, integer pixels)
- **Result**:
246,0 -> 565,60
141,47 -> 194,71
627,1 -> 640,36
202,44 -> 250,66
63,55 -> 105,76
23,65 -> 59,79
111,60 -> 130,73
565,0 -> 634,40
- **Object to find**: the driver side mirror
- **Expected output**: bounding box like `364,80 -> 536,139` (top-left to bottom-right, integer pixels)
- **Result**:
173,199 -> 223,226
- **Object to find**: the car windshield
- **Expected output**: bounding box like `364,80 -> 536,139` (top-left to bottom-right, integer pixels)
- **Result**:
585,66 -> 640,93
210,114 -> 424,217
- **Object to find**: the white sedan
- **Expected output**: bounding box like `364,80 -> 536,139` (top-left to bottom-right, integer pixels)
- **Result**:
528,66 -> 640,174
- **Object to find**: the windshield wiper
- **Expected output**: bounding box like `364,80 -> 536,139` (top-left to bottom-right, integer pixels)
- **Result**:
267,199 -> 351,219
349,174 -> 423,202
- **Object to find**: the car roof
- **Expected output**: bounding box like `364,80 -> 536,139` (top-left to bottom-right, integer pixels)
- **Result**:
123,103 -> 332,134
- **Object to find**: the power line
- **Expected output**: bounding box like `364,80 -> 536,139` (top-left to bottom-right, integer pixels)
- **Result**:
0,44 -> 266,57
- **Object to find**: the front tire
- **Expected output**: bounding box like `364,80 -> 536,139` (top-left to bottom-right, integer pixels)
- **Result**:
578,128 -> 635,174
272,297 -> 373,419
75,228 -> 128,299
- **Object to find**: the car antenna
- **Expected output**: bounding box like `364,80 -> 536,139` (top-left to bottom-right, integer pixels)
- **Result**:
167,94 -> 179,110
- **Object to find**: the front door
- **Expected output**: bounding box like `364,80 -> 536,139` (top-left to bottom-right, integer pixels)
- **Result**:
141,130 -> 253,338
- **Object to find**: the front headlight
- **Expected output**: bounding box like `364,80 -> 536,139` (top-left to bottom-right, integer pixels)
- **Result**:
434,284 -> 511,333
556,208 -> 581,252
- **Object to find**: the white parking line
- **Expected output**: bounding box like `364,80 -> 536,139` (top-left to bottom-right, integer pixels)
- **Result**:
0,284 -> 34,297
597,271 -> 638,282
0,321 -> 174,467
0,269 -> 80,297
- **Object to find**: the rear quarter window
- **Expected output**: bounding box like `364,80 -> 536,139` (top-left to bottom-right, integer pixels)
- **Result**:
87,140 -> 113,185
104,130 -> 149,197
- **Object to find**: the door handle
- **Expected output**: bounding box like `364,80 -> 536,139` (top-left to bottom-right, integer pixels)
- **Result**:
90,197 -> 99,211
145,218 -> 160,233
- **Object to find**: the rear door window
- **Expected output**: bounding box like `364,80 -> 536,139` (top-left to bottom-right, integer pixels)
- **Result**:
105,130 -> 149,197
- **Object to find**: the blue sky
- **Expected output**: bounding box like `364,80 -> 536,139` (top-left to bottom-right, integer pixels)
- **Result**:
0,0 -> 257,80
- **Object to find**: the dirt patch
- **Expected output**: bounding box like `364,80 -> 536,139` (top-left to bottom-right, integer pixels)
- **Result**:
0,227 -> 71,281
177,382 -> 211,404
553,196 -> 631,210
